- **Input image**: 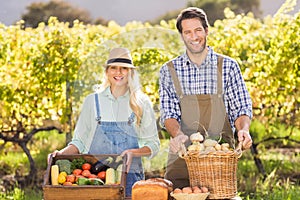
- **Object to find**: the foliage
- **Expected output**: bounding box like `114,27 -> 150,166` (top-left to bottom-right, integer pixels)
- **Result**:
21,0 -> 92,28
0,0 -> 299,197
0,186 -> 24,200
1,124 -> 300,199
236,143 -> 300,199
209,1 -> 300,128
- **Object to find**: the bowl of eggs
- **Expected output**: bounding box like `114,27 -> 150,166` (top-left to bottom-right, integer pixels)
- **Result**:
170,186 -> 209,200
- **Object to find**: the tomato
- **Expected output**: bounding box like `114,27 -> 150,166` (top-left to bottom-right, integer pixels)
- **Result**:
82,169 -> 91,177
88,174 -> 97,178
82,163 -> 92,170
97,171 -> 106,181
66,174 -> 76,183
63,181 -> 73,186
72,169 -> 82,176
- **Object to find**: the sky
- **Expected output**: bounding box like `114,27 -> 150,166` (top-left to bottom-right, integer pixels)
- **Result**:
0,0 -> 188,26
0,0 -> 299,26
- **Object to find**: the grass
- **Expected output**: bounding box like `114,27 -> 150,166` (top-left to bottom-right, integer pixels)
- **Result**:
0,124 -> 300,200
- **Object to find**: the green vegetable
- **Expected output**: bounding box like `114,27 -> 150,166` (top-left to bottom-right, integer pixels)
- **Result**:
55,159 -> 72,175
71,157 -> 86,171
77,177 -> 91,185
90,178 -> 104,185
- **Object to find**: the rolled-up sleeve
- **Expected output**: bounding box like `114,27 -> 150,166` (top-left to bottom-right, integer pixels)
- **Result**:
68,94 -> 96,153
137,94 -> 160,159
159,63 -> 181,127
225,60 -> 253,128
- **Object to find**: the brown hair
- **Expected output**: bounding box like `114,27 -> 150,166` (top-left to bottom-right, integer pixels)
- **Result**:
176,7 -> 209,33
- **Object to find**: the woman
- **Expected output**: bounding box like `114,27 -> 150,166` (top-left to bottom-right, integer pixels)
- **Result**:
51,47 -> 160,196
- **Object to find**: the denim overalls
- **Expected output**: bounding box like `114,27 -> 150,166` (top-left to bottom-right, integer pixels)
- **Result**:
88,93 -> 144,197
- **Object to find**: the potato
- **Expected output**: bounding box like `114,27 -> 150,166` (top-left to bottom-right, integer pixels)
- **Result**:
203,139 -> 218,147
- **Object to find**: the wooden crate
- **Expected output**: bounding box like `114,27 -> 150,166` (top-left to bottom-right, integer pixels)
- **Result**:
43,154 -> 127,200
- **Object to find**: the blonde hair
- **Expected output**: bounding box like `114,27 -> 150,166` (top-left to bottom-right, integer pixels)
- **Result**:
100,67 -> 143,126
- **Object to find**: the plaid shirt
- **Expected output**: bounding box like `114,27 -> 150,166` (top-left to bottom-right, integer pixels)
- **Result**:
159,47 -> 252,131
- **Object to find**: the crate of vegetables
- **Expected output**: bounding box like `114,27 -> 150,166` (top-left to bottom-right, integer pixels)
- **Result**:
43,154 -> 128,200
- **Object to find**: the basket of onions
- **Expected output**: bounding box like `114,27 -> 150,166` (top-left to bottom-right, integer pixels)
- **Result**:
179,131 -> 242,199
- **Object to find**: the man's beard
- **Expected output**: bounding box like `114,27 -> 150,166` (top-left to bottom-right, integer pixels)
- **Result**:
184,38 -> 207,55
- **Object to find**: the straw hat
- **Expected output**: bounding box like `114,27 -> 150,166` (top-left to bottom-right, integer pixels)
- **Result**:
105,47 -> 136,68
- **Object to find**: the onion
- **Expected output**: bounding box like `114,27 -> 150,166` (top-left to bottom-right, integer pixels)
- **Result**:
190,132 -> 204,142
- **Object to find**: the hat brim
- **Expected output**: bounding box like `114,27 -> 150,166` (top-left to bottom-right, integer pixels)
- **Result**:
106,62 -> 136,68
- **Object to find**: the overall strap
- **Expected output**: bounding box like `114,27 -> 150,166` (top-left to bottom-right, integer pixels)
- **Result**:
167,61 -> 184,99
128,112 -> 135,125
94,93 -> 101,124
217,55 -> 224,95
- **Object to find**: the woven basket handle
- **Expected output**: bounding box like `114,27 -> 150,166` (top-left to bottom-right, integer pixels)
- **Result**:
178,143 -> 187,158
235,141 -> 243,158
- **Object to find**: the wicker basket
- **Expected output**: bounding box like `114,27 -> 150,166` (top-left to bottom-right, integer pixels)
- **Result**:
183,147 -> 242,199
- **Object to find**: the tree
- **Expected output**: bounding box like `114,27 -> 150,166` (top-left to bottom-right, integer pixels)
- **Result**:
0,18 -> 93,185
152,0 -> 262,26
21,0 -> 92,28
187,0 -> 261,26
93,17 -> 109,26
0,1 -> 299,188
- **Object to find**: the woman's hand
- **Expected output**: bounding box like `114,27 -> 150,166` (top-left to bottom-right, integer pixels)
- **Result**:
47,150 -> 62,164
47,145 -> 79,164
120,147 -> 151,173
120,150 -> 133,173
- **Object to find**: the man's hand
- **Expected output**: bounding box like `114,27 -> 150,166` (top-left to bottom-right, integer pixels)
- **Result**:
237,130 -> 252,150
169,133 -> 189,153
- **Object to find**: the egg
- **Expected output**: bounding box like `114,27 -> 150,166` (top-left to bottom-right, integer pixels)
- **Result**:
201,186 -> 209,193
182,187 -> 193,194
173,188 -> 182,193
192,186 -> 202,193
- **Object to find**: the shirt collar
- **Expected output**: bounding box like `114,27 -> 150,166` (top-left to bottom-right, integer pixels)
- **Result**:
103,86 -> 130,100
182,46 -> 214,67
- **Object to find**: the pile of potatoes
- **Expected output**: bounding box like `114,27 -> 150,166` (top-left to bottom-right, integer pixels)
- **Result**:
186,132 -> 232,155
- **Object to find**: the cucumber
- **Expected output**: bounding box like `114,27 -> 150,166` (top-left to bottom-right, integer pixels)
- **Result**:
105,168 -> 116,185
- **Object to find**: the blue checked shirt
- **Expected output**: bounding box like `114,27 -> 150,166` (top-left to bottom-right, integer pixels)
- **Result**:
159,47 -> 252,132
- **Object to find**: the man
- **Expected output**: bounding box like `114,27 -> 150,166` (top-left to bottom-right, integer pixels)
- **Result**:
159,7 -> 253,189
